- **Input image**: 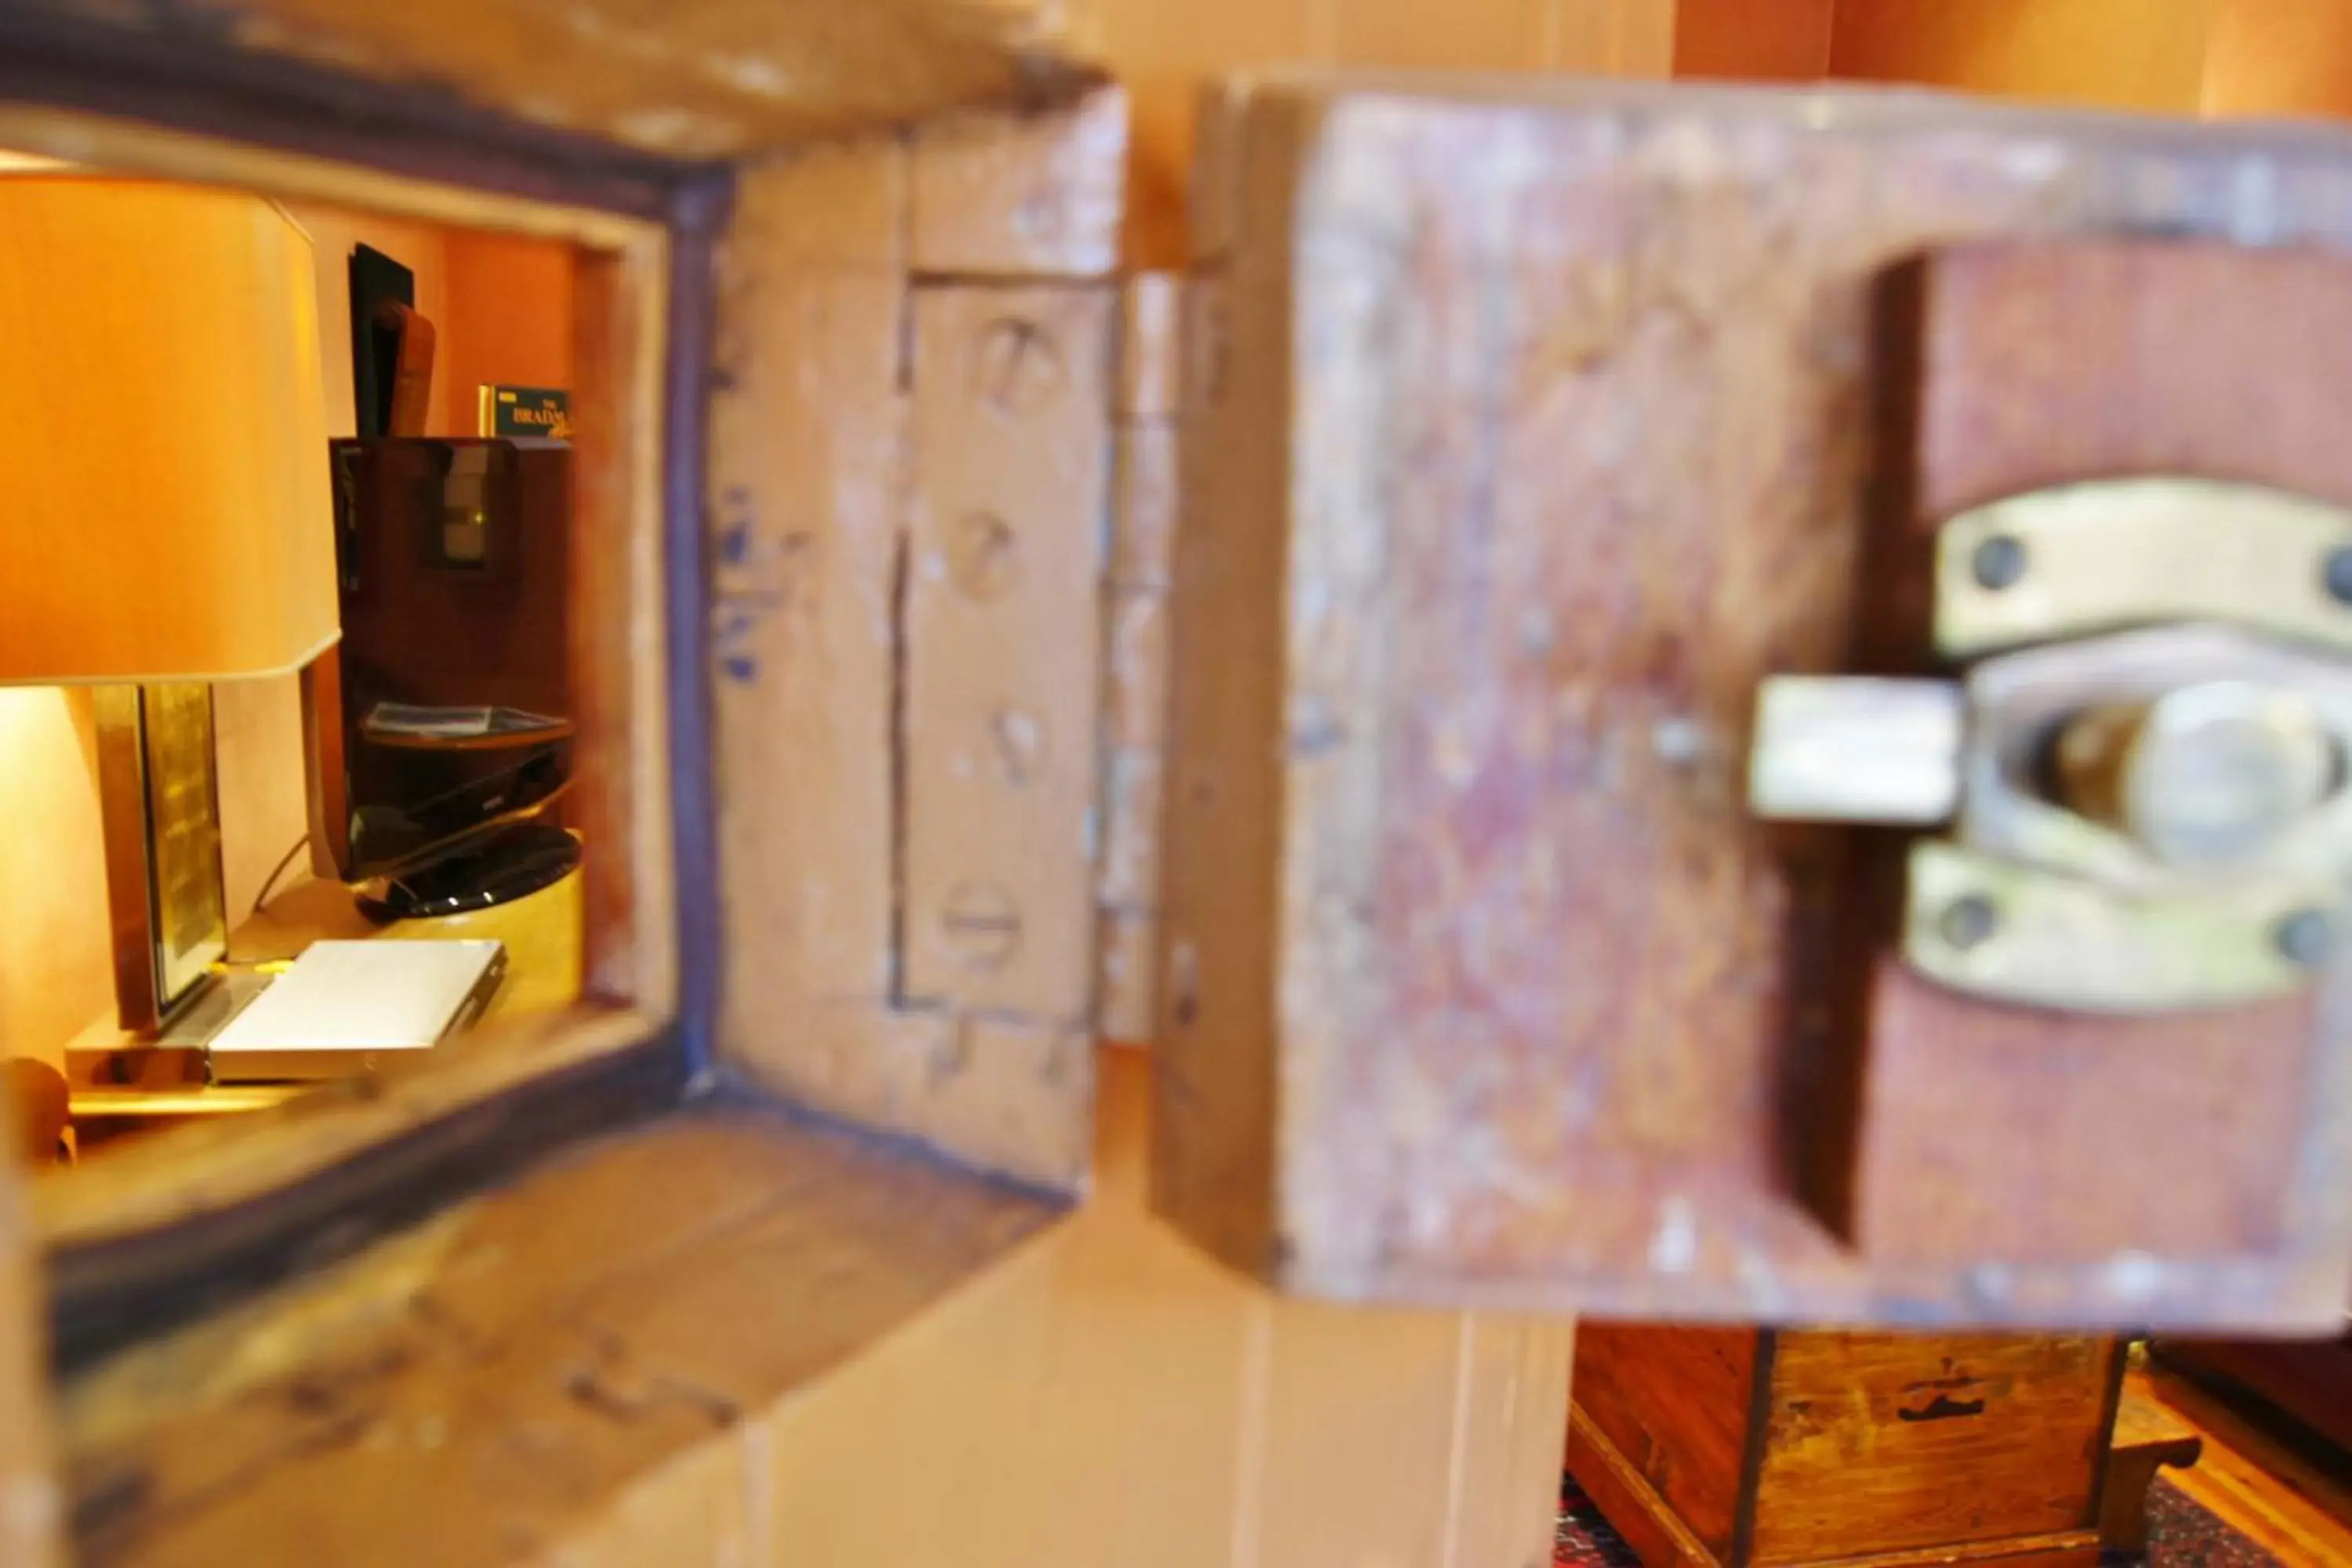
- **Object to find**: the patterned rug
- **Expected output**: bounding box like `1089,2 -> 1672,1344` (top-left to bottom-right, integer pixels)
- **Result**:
1552,1477 -> 1637,1567
2141,1474 -> 2286,1568
1555,1473 -> 2279,1567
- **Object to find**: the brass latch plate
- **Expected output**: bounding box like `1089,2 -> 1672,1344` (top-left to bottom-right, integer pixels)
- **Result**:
1751,477 -> 2352,1014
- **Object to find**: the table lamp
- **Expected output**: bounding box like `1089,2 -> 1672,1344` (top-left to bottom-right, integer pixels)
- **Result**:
0,176 -> 339,1037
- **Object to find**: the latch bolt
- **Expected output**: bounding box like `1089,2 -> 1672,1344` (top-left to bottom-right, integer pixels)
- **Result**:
1749,477 -> 2352,1013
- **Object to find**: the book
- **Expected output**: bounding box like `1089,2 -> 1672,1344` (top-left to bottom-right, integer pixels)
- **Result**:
477,383 -> 571,441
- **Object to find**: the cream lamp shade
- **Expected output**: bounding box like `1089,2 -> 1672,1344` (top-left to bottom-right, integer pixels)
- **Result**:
0,176 -> 339,684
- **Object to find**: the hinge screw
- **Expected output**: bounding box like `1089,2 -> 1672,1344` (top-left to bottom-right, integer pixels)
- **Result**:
971,317 -> 1064,415
939,882 -> 1022,971
946,511 -> 1018,601
1971,533 -> 2027,591
1939,894 -> 2000,951
2323,546 -> 2352,606
2275,907 -> 2335,968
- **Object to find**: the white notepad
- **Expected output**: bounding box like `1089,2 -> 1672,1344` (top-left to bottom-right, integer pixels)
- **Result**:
208,939 -> 506,1082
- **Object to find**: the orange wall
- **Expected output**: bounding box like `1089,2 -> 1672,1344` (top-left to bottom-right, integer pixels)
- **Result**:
1062,0 -> 1677,266
1828,0 -> 2215,111
2204,0 -> 2352,118
0,691 -> 113,1068
438,230 -> 577,434
1675,0 -> 1834,80
1670,0 -> 2352,122
0,191 -> 575,1069
1676,0 -> 2285,114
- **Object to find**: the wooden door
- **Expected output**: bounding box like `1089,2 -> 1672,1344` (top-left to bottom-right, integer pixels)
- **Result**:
1154,74 -> 2352,1332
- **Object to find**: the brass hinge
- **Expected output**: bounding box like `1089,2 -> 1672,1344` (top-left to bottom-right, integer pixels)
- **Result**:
1094,271 -> 1184,1043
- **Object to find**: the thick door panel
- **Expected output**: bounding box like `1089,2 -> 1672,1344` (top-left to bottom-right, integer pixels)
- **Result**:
1155,74 -> 2352,1328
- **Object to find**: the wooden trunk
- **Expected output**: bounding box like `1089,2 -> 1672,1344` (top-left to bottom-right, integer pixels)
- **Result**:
1569,1326 -> 2125,1568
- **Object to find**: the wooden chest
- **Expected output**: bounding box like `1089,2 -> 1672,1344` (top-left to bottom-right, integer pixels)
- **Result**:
1569,1326 -> 2125,1568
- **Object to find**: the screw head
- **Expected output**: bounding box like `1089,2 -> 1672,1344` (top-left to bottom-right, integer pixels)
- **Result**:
1938,894 -> 2000,952
2276,907 -> 2335,968
1167,940 -> 1200,1027
946,511 -> 1018,601
938,882 -> 1022,971
971,317 -> 1064,415
989,705 -> 1043,786
2323,546 -> 2352,606
1971,533 -> 2028,592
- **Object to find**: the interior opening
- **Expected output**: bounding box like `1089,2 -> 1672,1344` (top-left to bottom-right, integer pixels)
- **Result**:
0,147 -> 619,1169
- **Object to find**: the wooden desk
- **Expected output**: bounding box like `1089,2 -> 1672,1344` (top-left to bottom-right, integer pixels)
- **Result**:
66,868 -> 583,1131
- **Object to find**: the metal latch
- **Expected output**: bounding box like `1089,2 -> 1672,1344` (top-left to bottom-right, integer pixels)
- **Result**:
1749,477 -> 2352,1013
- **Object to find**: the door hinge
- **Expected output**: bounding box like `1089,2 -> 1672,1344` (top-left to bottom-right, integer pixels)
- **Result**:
1094,271 -> 1184,1043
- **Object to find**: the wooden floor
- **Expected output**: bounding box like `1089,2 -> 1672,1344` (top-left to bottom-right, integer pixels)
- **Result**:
2129,1363 -> 2352,1568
